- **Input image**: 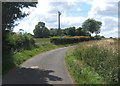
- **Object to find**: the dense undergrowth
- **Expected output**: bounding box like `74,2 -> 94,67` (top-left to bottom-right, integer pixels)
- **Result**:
65,38 -> 119,84
3,33 -> 35,75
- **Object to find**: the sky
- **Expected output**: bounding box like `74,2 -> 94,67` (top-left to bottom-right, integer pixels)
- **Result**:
13,0 -> 119,38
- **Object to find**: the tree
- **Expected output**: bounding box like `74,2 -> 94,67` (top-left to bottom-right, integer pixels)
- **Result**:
76,27 -> 83,36
68,27 -> 76,36
82,18 -> 102,34
2,2 -> 37,51
101,36 -> 105,38
2,2 -> 37,49
62,28 -> 69,36
19,29 -> 24,34
64,27 -> 76,36
2,2 -> 37,52
76,27 -> 91,36
2,2 -> 37,74
2,2 -> 37,32
49,28 -> 58,37
33,22 -> 50,38
57,29 -> 62,36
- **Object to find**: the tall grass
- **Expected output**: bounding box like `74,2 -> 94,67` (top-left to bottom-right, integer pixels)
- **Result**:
65,39 -> 119,84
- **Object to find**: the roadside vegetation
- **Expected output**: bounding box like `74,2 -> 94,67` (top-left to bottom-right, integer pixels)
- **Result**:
65,38 -> 119,84
13,37 -> 75,66
3,35 -> 77,75
50,36 -> 102,44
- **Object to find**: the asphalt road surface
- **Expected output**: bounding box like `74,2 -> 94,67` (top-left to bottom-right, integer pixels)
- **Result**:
3,46 -> 74,85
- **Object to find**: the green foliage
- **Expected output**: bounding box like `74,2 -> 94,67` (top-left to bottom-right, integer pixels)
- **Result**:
62,28 -> 69,35
66,27 -> 76,36
57,29 -> 62,36
3,38 -> 77,75
50,36 -> 101,44
49,27 -> 91,37
63,27 -> 76,36
65,50 -> 104,84
34,18 -> 102,37
2,2 -> 37,31
2,2 -> 37,74
94,35 -> 105,39
13,38 -> 77,67
76,27 -> 91,36
2,33 -> 35,74
33,22 -> 50,38
34,38 -> 51,46
82,18 -> 102,34
8,33 -> 35,51
2,32 -> 35,57
49,28 -> 58,36
50,37 -> 89,44
65,39 -> 119,84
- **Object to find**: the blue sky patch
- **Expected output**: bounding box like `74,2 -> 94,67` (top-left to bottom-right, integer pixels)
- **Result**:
67,2 -> 92,17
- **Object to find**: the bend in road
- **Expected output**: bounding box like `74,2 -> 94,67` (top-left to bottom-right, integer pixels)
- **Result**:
3,46 -> 74,85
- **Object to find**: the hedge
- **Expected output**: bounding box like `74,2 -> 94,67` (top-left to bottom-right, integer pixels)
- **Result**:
50,37 -> 101,44
4,33 -> 36,52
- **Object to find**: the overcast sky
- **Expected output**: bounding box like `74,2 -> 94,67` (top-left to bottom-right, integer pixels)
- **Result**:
13,0 -> 119,38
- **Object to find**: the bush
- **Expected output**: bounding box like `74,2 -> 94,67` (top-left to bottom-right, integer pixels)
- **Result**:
50,36 -> 101,44
8,33 -> 35,51
2,32 -> 36,74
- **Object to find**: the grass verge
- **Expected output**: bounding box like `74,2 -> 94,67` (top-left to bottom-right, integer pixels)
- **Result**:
65,39 -> 119,84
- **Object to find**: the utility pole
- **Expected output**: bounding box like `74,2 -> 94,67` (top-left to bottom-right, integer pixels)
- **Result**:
58,11 -> 61,36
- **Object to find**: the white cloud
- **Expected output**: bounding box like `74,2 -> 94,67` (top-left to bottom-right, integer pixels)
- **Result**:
61,17 -> 86,28
42,16 -> 86,30
99,17 -> 118,37
14,0 -> 87,34
77,8 -> 81,12
88,0 -> 118,38
13,0 -> 118,37
99,27 -> 118,38
102,17 -> 117,29
88,0 -> 118,18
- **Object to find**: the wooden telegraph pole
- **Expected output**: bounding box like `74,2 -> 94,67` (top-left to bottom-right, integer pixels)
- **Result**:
58,11 -> 61,36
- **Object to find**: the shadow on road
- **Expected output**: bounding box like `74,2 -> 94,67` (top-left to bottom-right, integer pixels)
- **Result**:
2,67 -> 63,84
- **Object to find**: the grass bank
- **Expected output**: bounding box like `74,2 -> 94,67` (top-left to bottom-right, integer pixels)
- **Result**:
3,38 -> 77,75
65,38 -> 119,84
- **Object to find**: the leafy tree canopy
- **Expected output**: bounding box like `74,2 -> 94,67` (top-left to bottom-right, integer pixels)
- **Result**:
82,18 -> 102,34
33,22 -> 50,38
2,2 -> 37,31
64,27 -> 76,36
76,27 -> 91,36
49,28 -> 58,36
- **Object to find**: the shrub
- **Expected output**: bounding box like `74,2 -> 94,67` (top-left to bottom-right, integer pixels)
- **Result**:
5,33 -> 35,52
3,32 -> 36,74
50,36 -> 101,44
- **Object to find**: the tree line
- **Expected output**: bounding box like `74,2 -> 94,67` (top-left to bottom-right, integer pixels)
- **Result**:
33,18 -> 102,38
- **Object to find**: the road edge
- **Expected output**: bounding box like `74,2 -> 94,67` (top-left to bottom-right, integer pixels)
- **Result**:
63,46 -> 76,85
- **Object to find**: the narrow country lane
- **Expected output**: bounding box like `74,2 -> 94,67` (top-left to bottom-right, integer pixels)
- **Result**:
3,46 -> 74,85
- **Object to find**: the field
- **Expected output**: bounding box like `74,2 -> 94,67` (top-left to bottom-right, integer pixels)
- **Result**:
65,38 -> 119,84
34,38 -> 51,46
